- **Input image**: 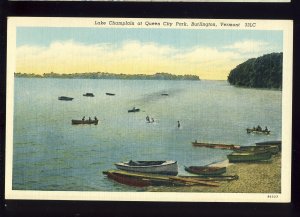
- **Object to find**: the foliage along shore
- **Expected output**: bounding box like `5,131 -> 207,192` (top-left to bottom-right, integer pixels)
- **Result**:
14,72 -> 200,81
227,52 -> 283,89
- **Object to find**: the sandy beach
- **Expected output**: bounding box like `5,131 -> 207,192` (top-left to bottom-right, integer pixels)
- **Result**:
147,154 -> 281,193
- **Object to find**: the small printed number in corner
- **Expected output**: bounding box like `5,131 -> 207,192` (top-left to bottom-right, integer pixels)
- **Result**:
245,23 -> 256,28
267,195 -> 279,199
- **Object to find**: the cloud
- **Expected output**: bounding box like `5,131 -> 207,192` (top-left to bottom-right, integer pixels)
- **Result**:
223,40 -> 280,56
16,40 -> 261,80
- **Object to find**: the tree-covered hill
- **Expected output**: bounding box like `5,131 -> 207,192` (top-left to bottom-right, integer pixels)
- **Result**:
227,53 -> 283,89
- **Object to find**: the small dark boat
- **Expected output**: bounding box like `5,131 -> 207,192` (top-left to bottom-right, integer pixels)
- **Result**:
227,150 -> 272,163
115,160 -> 178,176
192,141 -> 239,150
128,107 -> 140,113
184,166 -> 226,176
246,128 -> 270,135
161,93 -> 169,96
71,119 -> 98,125
58,96 -> 73,101
106,93 -> 115,96
83,93 -> 94,97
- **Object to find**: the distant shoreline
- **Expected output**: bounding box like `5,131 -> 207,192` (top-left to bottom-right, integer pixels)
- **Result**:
14,72 -> 200,81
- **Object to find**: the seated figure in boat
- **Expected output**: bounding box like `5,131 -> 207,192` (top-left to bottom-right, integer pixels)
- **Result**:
94,116 -> 98,121
257,125 -> 262,131
82,116 -> 85,121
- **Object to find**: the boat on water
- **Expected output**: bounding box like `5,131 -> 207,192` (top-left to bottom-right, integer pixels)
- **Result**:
103,170 -> 221,187
114,160 -> 178,176
256,140 -> 282,151
246,128 -> 270,135
237,145 -> 279,155
161,93 -> 169,96
106,93 -> 115,96
192,141 -> 239,150
227,150 -> 272,163
184,166 -> 226,176
83,93 -> 94,97
128,107 -> 140,113
58,96 -> 73,101
71,119 -> 98,125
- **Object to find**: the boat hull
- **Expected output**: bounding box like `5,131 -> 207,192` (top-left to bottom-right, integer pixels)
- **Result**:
58,96 -> 73,101
71,119 -> 98,125
192,142 -> 239,150
246,128 -> 270,135
115,160 -> 178,176
184,166 -> 226,176
227,151 -> 272,163
256,140 -> 282,151
237,145 -> 279,155
106,93 -> 115,96
128,109 -> 140,113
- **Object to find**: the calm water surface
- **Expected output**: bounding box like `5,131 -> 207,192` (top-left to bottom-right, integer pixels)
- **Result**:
13,78 -> 282,191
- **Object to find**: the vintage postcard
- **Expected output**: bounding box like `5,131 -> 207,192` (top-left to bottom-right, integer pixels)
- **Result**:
6,17 -> 292,202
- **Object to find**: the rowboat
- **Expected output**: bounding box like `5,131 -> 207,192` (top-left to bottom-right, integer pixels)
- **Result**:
227,150 -> 272,163
237,145 -> 279,155
192,141 -> 239,150
58,96 -> 73,101
128,107 -> 140,113
106,93 -> 115,96
83,93 -> 94,97
246,128 -> 270,135
103,170 -> 220,187
256,140 -> 282,151
184,166 -> 227,176
71,119 -> 98,125
161,93 -> 169,96
114,160 -> 178,176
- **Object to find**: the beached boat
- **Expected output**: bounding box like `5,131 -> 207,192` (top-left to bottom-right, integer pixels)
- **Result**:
184,166 -> 226,176
227,150 -> 272,163
192,141 -> 239,150
106,93 -> 115,96
246,128 -> 270,135
256,140 -> 282,151
237,145 -> 279,155
103,170 -> 220,187
83,93 -> 94,97
71,119 -> 98,125
128,107 -> 140,113
114,160 -> 178,175
58,96 -> 73,101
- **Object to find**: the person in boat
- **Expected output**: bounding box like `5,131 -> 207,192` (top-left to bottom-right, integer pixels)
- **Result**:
89,117 -> 91,121
94,116 -> 98,121
264,126 -> 268,131
177,121 -> 181,128
257,125 -> 262,131
146,115 -> 150,122
82,116 -> 85,121
151,118 -> 154,123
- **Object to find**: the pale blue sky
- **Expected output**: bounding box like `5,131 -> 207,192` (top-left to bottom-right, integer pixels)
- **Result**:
17,27 -> 283,51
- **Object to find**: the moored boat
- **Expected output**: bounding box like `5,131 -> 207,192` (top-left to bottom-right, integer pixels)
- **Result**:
83,93 -> 94,97
106,93 -> 115,96
103,170 -> 220,187
192,141 -> 239,150
184,166 -> 226,176
128,107 -> 140,113
114,160 -> 178,175
71,119 -> 98,125
58,96 -> 73,101
256,140 -> 282,151
237,145 -> 279,155
227,150 -> 272,163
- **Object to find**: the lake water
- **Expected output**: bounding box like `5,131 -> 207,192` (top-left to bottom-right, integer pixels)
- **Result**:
12,78 -> 282,191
